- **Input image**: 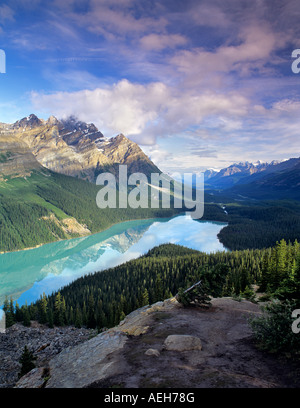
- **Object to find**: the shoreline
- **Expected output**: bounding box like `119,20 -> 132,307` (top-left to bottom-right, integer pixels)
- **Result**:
0,212 -> 228,255
0,213 -> 179,255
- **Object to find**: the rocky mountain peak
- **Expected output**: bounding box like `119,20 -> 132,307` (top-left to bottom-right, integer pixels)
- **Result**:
47,115 -> 59,126
0,114 -> 160,182
13,114 -> 43,130
59,116 -> 99,134
58,116 -> 105,146
115,133 -> 127,141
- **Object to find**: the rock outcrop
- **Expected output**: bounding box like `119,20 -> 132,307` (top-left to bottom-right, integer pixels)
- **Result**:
12,296 -> 300,389
163,334 -> 202,351
0,133 -> 42,178
44,332 -> 127,388
0,323 -> 94,388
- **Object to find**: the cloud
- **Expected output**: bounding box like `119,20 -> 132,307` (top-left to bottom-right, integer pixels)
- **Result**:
190,148 -> 218,158
31,80 -> 168,139
0,4 -> 15,26
140,33 -> 187,51
4,0 -> 300,170
143,145 -> 173,165
171,24 -> 283,85
31,78 -> 251,145
58,0 -> 167,40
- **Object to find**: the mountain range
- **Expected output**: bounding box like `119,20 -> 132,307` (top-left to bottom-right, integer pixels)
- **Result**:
204,158 -> 300,200
0,114 -> 177,252
0,114 -> 159,182
1,113 -> 299,201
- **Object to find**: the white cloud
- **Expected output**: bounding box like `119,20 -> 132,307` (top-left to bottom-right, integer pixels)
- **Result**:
142,144 -> 172,166
31,78 -> 251,145
140,33 -> 187,51
7,0 -> 300,170
31,80 -> 167,138
171,24 -> 283,87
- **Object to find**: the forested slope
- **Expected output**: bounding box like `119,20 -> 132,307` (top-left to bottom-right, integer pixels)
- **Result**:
5,240 -> 299,334
0,170 -> 181,252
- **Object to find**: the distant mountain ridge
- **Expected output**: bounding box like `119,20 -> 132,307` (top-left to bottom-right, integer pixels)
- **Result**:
205,160 -> 285,189
205,157 -> 300,200
0,114 -> 160,182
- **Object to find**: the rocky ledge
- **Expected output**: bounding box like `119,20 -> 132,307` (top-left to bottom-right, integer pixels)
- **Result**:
0,322 -> 95,388
1,297 -> 299,388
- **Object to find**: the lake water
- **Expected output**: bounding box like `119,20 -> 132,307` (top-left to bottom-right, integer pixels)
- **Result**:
0,215 -> 227,306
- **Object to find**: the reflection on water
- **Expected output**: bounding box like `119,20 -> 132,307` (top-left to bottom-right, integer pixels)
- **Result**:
0,215 -> 227,306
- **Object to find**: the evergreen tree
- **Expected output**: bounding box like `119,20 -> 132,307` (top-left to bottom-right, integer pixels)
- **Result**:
95,302 -> 106,329
48,308 -> 54,328
74,307 -> 83,328
153,274 -> 164,302
18,346 -> 36,378
260,252 -> 271,291
54,292 -> 65,326
140,288 -> 149,306
2,297 -> 15,328
87,294 -> 96,328
22,303 -> 31,327
38,293 -> 48,324
69,306 -> 74,324
82,301 -> 87,326
15,302 -> 23,323
61,297 -> 67,324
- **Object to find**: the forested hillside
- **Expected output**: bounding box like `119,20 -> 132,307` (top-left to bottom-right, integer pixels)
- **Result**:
217,201 -> 300,250
0,170 -> 182,252
4,240 -> 299,335
1,167 -> 300,253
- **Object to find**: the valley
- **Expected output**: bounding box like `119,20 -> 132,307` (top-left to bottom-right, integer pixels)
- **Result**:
0,114 -> 200,252
2,1 -> 300,391
0,114 -> 299,390
0,216 -> 227,307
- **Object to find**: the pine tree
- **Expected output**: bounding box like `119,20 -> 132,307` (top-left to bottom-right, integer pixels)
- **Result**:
69,306 -> 74,324
119,311 -> 126,321
87,294 -> 96,328
61,297 -> 67,324
82,301 -> 87,326
15,302 -> 23,322
74,307 -> 82,328
18,346 -> 36,378
277,239 -> 288,281
38,293 -> 48,324
153,274 -> 164,302
2,297 -> 15,328
140,288 -> 149,306
22,303 -> 31,327
95,301 -> 106,329
48,308 -> 54,328
260,251 -> 270,291
54,292 -> 64,326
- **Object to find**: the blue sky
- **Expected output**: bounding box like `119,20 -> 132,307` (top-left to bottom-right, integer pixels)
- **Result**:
0,0 -> 300,173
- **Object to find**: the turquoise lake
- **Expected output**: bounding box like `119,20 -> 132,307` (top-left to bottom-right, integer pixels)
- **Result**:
0,215 -> 227,306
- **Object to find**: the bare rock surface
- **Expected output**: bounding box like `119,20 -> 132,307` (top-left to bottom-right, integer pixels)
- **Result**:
0,323 -> 94,388
45,331 -> 127,388
163,334 -> 202,351
4,297 -> 300,388
89,297 -> 300,389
